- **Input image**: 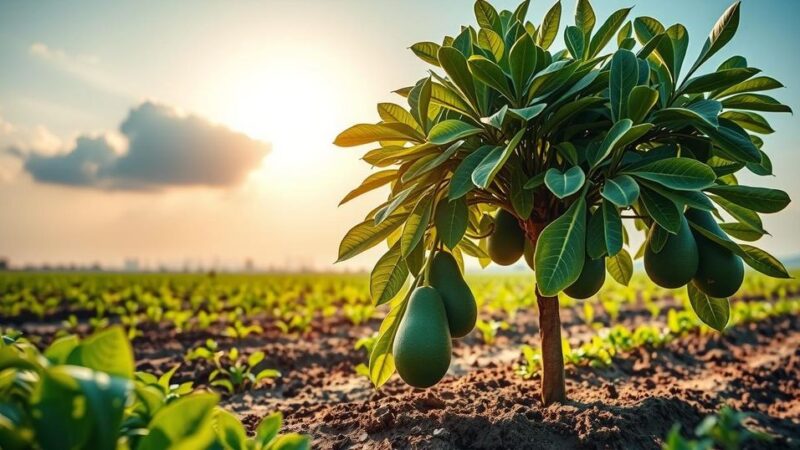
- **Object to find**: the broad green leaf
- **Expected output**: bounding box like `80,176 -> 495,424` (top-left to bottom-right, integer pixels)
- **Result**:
609,49 -> 638,122
602,175 -> 640,207
721,93 -> 792,113
710,195 -> 765,234
544,166 -> 585,199
664,24 -> 689,81
472,128 -> 526,188
537,1 -> 562,49
474,0 -> 500,31
508,104 -> 547,122
720,111 -> 773,134
401,141 -> 464,183
484,105 -> 509,130
633,17 -> 665,44
137,393 -> 219,450
640,180 -> 716,212
639,186 -> 681,233
653,102 -> 721,129
535,196 -> 587,296
270,434 -> 312,450
603,199 -> 623,256
705,185 -> 790,214
720,222 -> 763,242
687,1 -> 741,78
528,60 -> 579,100
523,171 -> 547,190
438,46 -> 479,110
435,196 -> 468,249
541,96 -> 606,134
687,282 -> 730,332
371,242 -> 409,306
369,294 -> 408,388
449,145 -> 496,199
575,0 -> 596,37
564,26 -> 585,60
335,123 -> 420,147
478,28 -> 505,61
431,82 -> 474,115
214,408 -> 248,450
428,120 -> 482,145
626,86 -> 659,123
66,326 -> 134,379
586,207 -> 607,259
337,213 -> 407,262
681,68 -> 758,95
416,77 -> 433,131
588,7 -> 632,58
373,185 -> 416,223
401,193 -> 433,257
714,76 -> 784,99
254,412 -> 283,447
378,103 -> 423,133
606,249 -> 633,285
340,170 -> 397,206
411,42 -> 442,67
588,118 -> 632,168
468,56 -> 514,100
509,34 -> 537,98
626,157 -> 716,191
701,118 -> 761,164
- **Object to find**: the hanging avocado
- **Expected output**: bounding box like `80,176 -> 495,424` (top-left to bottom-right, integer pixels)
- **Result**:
488,209 -> 525,266
644,216 -> 699,289
685,209 -> 745,298
564,255 -> 606,299
429,252 -> 478,338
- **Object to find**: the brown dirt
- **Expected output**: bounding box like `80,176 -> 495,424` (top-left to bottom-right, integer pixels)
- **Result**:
8,304 -> 799,449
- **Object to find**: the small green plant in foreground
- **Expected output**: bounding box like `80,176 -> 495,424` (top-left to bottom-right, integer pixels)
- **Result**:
664,406 -> 771,450
209,347 -> 282,394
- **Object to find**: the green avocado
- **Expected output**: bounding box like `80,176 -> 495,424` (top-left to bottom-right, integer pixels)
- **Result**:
685,209 -> 744,298
523,239 -> 535,271
564,255 -> 606,299
644,216 -> 699,289
392,286 -> 452,388
488,209 -> 525,266
429,252 -> 478,338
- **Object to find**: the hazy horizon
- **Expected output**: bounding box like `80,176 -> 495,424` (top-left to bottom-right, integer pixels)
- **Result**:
2,0 -> 799,272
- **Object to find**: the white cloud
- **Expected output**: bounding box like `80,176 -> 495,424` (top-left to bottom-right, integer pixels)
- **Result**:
28,42 -> 130,98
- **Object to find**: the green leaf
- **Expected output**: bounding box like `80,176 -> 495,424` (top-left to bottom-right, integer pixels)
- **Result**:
401,193 -> 433,257
334,123 -> 421,147
254,412 -> 282,447
633,17 -> 665,44
435,196 -> 469,249
586,207 -> 607,259
472,128 -> 526,188
474,0 -> 500,31
508,104 -> 547,122
721,93 -> 792,113
478,28 -> 505,61
664,24 -> 689,82
468,56 -> 514,100
603,199 -> 623,256
719,111 -> 774,134
653,100 -> 721,129
606,249 -> 633,285
428,120 -> 482,145
710,195 -> 765,234
535,196 -> 587,296
575,0 -> 596,37
705,185 -> 790,214
431,82 -> 474,116
544,166 -> 585,199
438,46 -> 479,110
687,282 -> 730,332
378,103 -> 423,133
720,222 -> 763,242
639,186 -> 681,233
626,86 -> 659,123
371,242 -> 409,306
588,118 -> 632,168
340,170 -> 397,206
714,76 -> 784,98
337,213 -> 407,262
269,434 -> 312,450
609,49 -> 638,122
66,326 -> 134,379
449,145 -> 495,199
369,294 -> 409,388
687,1 -> 741,77
588,7 -> 632,58
626,157 -> 716,191
602,175 -> 639,207
681,68 -> 759,95
411,42 -> 442,67
564,26 -> 585,60
701,118 -> 761,164
509,34 -> 537,98
537,1 -> 562,50
137,393 -> 219,450
214,407 -> 248,450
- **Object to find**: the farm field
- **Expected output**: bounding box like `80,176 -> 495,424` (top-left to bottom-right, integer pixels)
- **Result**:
2,271 -> 798,449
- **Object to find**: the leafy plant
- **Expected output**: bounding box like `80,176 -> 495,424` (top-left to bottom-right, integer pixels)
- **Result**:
663,406 -> 771,450
334,0 -> 791,403
209,348 -> 281,394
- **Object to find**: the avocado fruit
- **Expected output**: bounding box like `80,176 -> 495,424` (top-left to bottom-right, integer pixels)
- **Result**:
685,209 -> 744,298
644,216 -> 699,289
564,255 -> 606,299
392,286 -> 452,388
429,252 -> 478,338
523,239 -> 535,271
488,209 -> 525,266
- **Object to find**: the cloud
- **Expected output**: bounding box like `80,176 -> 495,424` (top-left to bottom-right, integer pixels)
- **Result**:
28,42 -> 130,98
14,102 -> 269,190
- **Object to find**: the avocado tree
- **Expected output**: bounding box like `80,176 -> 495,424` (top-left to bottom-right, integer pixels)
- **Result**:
334,0 -> 792,405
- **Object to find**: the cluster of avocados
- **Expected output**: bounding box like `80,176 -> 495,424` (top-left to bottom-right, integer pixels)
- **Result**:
645,209 -> 744,298
392,251 -> 478,388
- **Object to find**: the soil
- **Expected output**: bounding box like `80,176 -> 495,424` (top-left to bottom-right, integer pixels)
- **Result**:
8,302 -> 800,449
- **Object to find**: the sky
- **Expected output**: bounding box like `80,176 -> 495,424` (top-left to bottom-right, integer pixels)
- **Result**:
1,0 -> 799,271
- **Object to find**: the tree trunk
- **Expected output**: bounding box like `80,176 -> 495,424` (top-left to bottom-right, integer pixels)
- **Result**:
537,290 -> 566,405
